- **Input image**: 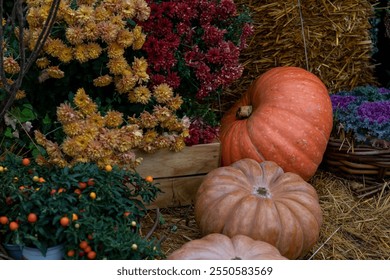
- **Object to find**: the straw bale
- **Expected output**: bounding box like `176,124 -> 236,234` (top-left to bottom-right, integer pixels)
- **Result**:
144,171 -> 390,260
222,0 -> 378,111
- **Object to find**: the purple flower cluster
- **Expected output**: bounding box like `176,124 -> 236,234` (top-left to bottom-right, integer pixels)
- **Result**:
357,101 -> 390,124
330,95 -> 356,109
331,86 -> 390,143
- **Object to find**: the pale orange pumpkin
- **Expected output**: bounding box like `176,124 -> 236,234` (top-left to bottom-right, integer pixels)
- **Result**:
220,66 -> 333,180
195,158 -> 322,259
167,233 -> 287,260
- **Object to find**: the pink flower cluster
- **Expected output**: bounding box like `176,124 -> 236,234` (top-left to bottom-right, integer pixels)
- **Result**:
140,0 -> 254,100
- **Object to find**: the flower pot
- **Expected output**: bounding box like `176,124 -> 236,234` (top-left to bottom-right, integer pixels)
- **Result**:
2,243 -> 23,260
22,244 -> 65,260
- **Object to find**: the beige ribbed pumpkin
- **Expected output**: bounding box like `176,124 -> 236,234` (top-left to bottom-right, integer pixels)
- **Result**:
195,158 -> 322,259
167,233 -> 287,260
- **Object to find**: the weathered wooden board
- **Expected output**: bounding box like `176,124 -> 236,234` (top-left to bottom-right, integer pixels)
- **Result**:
146,175 -> 205,209
135,142 -> 221,179
135,142 -> 221,208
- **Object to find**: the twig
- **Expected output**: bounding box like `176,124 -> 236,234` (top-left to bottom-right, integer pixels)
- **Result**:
308,226 -> 341,260
145,208 -> 160,240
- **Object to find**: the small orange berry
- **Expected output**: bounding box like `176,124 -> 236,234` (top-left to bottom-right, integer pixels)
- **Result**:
22,158 -> 30,166
78,182 -> 87,189
60,216 -> 70,227
67,249 -> 75,257
145,175 -> 153,183
87,178 -> 95,186
32,175 -> 39,182
84,245 -> 92,253
87,251 -> 96,260
38,177 -> 45,183
0,216 -> 9,225
27,213 -> 38,223
79,240 -> 88,250
104,164 -> 112,172
72,213 -> 78,221
9,221 -> 19,231
89,192 -> 96,200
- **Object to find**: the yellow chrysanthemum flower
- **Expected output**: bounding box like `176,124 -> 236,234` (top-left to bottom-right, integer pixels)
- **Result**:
166,95 -> 184,111
74,88 -> 98,116
35,57 -> 51,69
44,38 -> 67,57
65,26 -> 85,45
15,90 -> 27,100
86,42 -> 103,60
83,21 -> 99,41
84,140 -> 104,161
3,57 -> 20,74
115,72 -> 138,94
139,111 -> 158,128
153,105 -> 172,123
75,5 -> 95,24
97,21 -> 119,43
93,75 -> 113,87
73,44 -> 89,63
62,121 -> 84,137
46,66 -> 65,79
26,7 -> 43,28
104,110 -> 124,128
116,29 -> 134,48
56,103 -> 82,124
143,129 -> 158,144
87,112 -> 105,129
107,56 -> 130,75
132,57 -> 149,82
58,46 -> 74,63
171,136 -> 186,152
129,86 -> 151,104
107,42 -> 125,58
134,0 -> 151,21
133,35 -> 146,50
153,83 -> 173,104
94,6 -> 110,22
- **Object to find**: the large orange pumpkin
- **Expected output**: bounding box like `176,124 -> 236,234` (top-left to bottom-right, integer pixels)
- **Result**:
167,233 -> 287,260
220,66 -> 333,180
195,158 -> 322,259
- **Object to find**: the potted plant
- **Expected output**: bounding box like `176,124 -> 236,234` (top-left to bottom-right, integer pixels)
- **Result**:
0,152 -> 162,259
324,85 -> 390,196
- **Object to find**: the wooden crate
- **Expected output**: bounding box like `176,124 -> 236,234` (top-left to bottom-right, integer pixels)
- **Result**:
135,142 -> 221,208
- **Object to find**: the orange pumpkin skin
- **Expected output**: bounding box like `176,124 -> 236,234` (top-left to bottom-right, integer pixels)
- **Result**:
167,233 -> 287,260
220,66 -> 333,180
195,158 -> 322,260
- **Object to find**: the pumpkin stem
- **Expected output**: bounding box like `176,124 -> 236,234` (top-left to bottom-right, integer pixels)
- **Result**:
256,187 -> 270,198
236,105 -> 252,119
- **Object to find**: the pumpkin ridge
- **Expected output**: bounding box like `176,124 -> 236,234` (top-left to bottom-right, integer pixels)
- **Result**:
247,117 -> 321,180
275,197 -> 321,257
273,200 -> 304,259
223,195 -> 260,237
